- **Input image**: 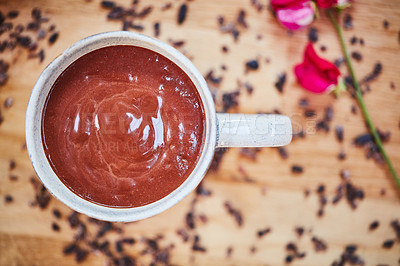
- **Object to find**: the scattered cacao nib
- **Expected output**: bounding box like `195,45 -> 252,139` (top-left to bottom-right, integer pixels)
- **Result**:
382,239 -> 394,249
380,188 -> 386,196
304,110 -> 316,117
4,97 -> 13,109
277,147 -> 289,159
16,36 -> 31,47
221,45 -> 229,53
36,185 -> 51,209
245,59 -> 259,70
205,70 -> 223,85
63,243 -> 78,255
192,235 -> 206,252
185,211 -> 195,230
9,174 -> 18,181
5,195 -> 13,203
335,125 -> 344,142
292,129 -> 305,140
117,255 -> 136,266
383,20 -> 389,29
249,246 -> 257,254
239,147 -> 261,161
210,148 -> 228,171
243,81 -> 254,94
285,255 -> 293,263
237,166 -> 256,183
226,246 -> 233,258
317,185 -> 325,193
311,236 -> 327,252
128,22 -> 144,31
26,22 -> 40,31
107,6 -> 125,20
344,181 -> 364,209
176,229 -> 189,242
324,106 -> 333,122
351,51 -> 362,62
48,32 -> 59,44
331,245 -> 365,266
369,220 -> 379,231
334,57 -> 345,68
161,2 -> 172,11
101,1 -> 115,9
52,208 -> 62,219
217,15 -> 225,26
251,0 -> 264,11
147,238 -> 159,252
222,90 -> 240,112
391,219 -> 400,239
31,8 -> 42,21
304,189 -> 311,197
236,9 -> 247,28
291,165 -> 303,174
37,48 -> 45,62
115,240 -> 123,253
360,62 -> 382,84
340,169 -> 351,180
9,159 -> 16,170
196,181 -> 212,196
74,223 -> 88,241
224,201 -> 243,227
154,22 -> 160,37
344,13 -> 353,29
338,151 -> 346,160
308,27 -> 318,43
359,38 -> 364,46
320,45 -> 326,52
75,248 -> 89,263
286,242 -> 297,252
168,39 -> 185,48
177,3 -> 188,25
351,104 -> 357,114
219,19 -> 241,42
134,6 -> 153,18
52,222 -> 61,232
274,72 -> 286,93
350,36 -> 358,45
353,131 -> 390,164
257,227 -> 271,238
316,120 -> 329,132
295,227 -> 304,237
7,10 -> 19,19
332,184 -> 343,205
298,98 -> 309,108
97,222 -> 113,238
67,211 -> 81,228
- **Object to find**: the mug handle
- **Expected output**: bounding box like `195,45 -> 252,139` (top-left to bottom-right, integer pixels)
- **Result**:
216,113 -> 292,147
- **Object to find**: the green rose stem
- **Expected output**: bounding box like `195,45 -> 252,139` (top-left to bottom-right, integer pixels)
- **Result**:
327,9 -> 400,191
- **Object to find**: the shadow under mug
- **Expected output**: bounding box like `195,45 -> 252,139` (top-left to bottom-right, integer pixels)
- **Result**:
26,31 -> 292,222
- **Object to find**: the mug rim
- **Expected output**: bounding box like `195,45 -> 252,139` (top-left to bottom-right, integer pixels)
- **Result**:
25,31 -> 217,222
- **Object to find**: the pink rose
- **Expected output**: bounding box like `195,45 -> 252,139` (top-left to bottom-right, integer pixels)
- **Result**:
294,43 -> 341,93
316,0 -> 351,9
271,0 -> 315,30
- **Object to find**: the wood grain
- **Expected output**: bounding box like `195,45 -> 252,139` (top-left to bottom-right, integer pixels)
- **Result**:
0,0 -> 400,265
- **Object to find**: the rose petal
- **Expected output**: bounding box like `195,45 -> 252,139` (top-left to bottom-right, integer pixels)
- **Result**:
294,43 -> 341,93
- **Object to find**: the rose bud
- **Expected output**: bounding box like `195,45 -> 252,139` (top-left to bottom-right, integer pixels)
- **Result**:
271,0 -> 315,30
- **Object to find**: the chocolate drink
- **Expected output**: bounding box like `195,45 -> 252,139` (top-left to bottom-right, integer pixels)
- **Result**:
41,45 -> 205,208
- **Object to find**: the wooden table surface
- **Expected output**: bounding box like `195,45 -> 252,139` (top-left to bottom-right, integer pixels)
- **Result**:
1,0 -> 400,265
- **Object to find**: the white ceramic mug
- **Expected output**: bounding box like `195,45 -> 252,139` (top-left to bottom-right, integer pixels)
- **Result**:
26,31 -> 292,222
